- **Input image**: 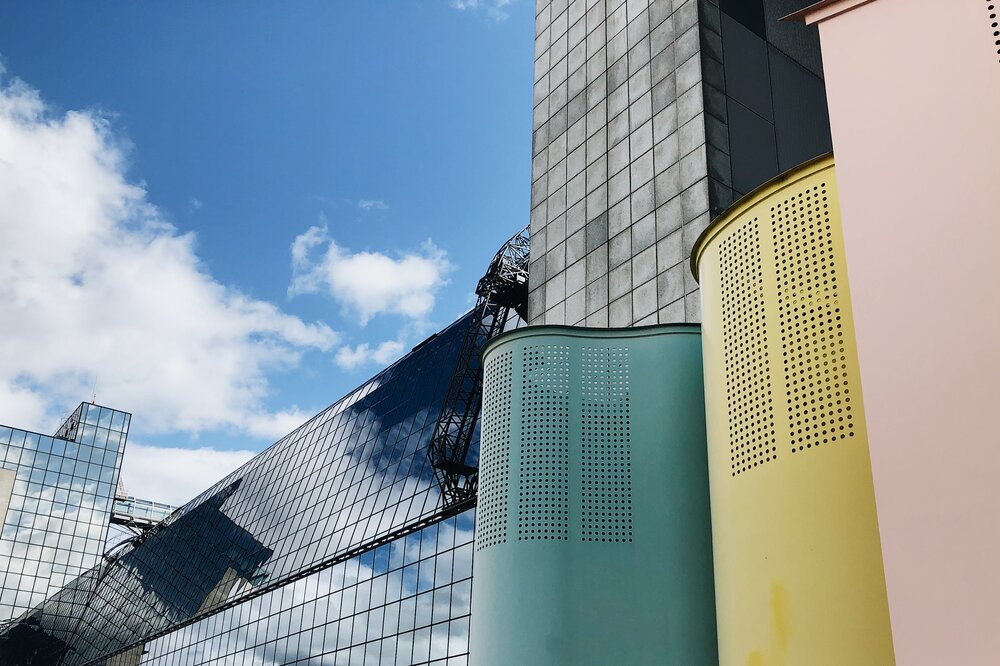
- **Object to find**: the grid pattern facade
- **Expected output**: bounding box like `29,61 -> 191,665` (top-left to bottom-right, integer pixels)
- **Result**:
527,0 -> 713,327
527,0 -> 831,329
139,512 -> 475,666
0,403 -> 128,623
0,314 -> 484,665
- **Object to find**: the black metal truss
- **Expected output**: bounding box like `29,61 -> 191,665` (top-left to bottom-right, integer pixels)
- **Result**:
429,226 -> 529,506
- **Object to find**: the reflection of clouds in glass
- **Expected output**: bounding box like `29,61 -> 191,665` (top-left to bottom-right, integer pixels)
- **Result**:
7,318 -> 480,660
140,511 -> 475,665
0,414 -> 125,619
171,320 -> 463,593
184,319 -> 471,603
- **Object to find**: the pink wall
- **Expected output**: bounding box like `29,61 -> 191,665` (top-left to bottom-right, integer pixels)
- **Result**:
801,0 -> 1000,662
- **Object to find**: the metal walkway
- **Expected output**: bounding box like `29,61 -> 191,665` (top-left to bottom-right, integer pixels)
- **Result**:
110,495 -> 176,530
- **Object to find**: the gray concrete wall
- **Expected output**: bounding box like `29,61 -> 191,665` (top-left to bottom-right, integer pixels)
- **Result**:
528,0 -> 712,327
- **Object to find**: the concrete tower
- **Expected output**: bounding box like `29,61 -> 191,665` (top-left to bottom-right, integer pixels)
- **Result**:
527,0 -> 831,327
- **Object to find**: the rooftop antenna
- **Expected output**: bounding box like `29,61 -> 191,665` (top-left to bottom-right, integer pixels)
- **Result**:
91,376 -> 99,404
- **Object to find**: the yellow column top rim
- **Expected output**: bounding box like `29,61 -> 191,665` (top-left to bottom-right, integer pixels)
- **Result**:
690,152 -> 835,282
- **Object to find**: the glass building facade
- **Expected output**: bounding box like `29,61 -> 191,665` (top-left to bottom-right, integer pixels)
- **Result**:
0,2 -> 838,663
0,314 -> 482,665
137,512 -> 474,666
0,403 -> 129,623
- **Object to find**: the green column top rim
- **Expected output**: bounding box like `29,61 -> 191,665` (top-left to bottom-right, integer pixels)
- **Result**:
689,152 -> 835,284
482,323 -> 701,363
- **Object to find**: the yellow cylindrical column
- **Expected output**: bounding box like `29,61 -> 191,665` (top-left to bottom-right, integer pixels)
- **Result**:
693,155 -> 894,665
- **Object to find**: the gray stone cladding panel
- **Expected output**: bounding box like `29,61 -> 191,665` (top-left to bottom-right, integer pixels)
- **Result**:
529,0 -> 710,327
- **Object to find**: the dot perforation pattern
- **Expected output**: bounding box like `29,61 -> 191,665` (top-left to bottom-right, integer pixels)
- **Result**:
477,350 -> 512,551
720,218 -> 776,476
989,2 -> 1000,61
772,185 -> 855,454
580,347 -> 633,542
518,345 -> 570,541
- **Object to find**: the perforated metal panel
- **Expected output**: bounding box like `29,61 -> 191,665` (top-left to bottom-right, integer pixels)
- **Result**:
580,347 -> 633,542
474,325 -> 717,666
518,345 -> 570,541
720,218 -> 776,476
477,349 -> 512,551
772,184 -> 856,453
694,156 -> 894,666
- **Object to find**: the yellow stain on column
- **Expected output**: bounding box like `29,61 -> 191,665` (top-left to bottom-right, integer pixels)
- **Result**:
693,155 -> 895,666
770,582 -> 788,656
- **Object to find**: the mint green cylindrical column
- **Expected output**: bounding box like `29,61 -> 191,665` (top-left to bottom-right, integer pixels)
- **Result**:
470,324 -> 718,666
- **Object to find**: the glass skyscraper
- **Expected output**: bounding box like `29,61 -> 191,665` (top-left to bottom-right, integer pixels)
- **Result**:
0,403 -> 129,624
0,315 -> 480,665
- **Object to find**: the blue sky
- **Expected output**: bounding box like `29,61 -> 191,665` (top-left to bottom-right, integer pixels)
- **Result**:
0,1 -> 534,503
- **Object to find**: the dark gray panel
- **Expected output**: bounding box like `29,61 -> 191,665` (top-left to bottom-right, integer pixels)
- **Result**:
769,45 -> 832,172
708,177 -> 736,219
763,0 -> 825,77
703,81 -> 729,125
722,13 -> 773,122
720,0 -> 766,37
727,99 -> 778,196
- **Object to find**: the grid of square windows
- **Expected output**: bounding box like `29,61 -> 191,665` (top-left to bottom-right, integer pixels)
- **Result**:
1,313 -> 487,665
138,511 -> 475,666
528,0 -> 713,328
0,403 -> 128,623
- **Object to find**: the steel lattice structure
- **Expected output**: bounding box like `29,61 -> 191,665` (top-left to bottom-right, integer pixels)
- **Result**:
429,226 -> 530,505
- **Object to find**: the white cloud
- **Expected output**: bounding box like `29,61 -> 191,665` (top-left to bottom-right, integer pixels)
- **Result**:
450,0 -> 512,20
289,226 -> 454,326
0,72 -> 339,437
119,442 -> 256,507
356,198 -> 388,211
242,407 -> 313,440
334,339 -> 406,371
